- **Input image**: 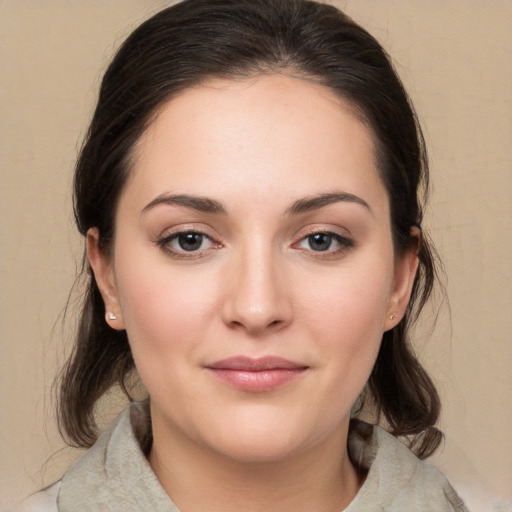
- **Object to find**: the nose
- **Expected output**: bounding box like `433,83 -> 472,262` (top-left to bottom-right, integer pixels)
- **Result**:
221,243 -> 293,336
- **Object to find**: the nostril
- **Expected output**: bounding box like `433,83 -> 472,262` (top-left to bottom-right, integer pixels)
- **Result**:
226,315 -> 285,335
229,320 -> 244,329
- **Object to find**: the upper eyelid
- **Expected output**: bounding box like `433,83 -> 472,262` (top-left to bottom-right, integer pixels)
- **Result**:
293,224 -> 353,240
159,230 -> 217,247
161,228 -> 211,237
158,223 -> 218,239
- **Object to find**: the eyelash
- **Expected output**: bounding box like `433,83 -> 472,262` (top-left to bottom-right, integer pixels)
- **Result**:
293,230 -> 354,258
157,229 -> 354,260
157,230 -> 220,259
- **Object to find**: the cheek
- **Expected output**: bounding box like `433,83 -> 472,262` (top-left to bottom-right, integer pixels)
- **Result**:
298,256 -> 394,337
114,262 -> 223,412
114,252 -> 218,366
296,254 -> 394,386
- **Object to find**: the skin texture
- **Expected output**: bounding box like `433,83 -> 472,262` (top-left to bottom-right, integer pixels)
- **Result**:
87,74 -> 418,512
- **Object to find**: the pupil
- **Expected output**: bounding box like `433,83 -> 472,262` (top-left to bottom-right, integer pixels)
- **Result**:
178,233 -> 203,251
309,233 -> 331,251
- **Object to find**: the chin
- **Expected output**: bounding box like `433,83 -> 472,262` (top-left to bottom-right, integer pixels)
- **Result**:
208,432 -> 309,464
196,410 -> 345,465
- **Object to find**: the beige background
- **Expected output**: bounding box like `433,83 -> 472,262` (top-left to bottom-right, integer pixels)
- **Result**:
1,1 -> 511,511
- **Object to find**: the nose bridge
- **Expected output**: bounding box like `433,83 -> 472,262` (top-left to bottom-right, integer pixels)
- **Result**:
223,235 -> 291,334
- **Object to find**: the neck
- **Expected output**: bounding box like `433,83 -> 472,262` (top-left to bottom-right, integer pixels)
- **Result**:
148,412 -> 363,512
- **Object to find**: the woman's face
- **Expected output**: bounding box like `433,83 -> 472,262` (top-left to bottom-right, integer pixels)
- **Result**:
89,75 -> 417,463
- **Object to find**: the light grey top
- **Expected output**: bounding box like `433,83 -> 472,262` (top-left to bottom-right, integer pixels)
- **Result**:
20,401 -> 469,511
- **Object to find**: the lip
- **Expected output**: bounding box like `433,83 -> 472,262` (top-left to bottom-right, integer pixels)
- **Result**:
205,356 -> 309,392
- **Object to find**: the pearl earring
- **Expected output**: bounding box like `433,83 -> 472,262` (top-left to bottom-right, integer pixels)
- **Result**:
389,313 -> 397,320
108,312 -> 117,320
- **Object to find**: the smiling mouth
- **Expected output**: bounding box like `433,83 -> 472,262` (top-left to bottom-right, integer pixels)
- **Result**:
205,356 -> 309,392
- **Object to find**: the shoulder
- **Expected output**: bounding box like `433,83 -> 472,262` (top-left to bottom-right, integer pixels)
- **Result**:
347,421 -> 469,512
56,402 -> 175,510
16,482 -> 60,512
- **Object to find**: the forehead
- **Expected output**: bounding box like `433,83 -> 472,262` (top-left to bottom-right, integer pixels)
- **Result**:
123,74 -> 387,215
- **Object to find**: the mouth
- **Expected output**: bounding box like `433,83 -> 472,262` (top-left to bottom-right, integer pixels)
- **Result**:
205,356 -> 309,392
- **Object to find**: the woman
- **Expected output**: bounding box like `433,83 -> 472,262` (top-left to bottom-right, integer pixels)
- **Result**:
23,0 -> 469,510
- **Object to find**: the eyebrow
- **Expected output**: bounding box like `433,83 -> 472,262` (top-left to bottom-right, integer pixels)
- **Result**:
141,191 -> 371,216
142,194 -> 227,214
285,192 -> 372,215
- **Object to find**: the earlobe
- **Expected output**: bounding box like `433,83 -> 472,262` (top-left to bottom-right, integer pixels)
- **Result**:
86,228 -> 125,330
385,230 -> 420,330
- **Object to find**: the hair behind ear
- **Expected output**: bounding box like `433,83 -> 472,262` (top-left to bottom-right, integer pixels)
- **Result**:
57,267 -> 135,448
367,324 -> 442,459
362,230 -> 443,459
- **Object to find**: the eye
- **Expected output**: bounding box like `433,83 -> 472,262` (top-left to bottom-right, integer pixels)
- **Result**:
305,233 -> 334,251
174,232 -> 208,251
158,230 -> 218,258
296,231 -> 353,255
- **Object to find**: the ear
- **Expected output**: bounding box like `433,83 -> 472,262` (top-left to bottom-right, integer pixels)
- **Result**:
86,227 -> 125,330
384,227 -> 420,331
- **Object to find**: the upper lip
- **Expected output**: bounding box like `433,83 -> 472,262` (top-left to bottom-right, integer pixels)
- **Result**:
205,356 -> 308,371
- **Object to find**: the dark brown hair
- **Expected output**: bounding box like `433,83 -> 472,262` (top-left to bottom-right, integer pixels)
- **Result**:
59,0 -> 442,458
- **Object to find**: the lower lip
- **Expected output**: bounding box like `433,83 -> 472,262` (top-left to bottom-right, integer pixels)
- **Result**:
207,368 -> 307,392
